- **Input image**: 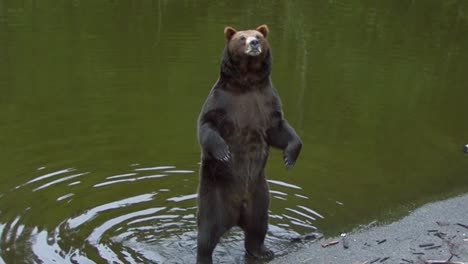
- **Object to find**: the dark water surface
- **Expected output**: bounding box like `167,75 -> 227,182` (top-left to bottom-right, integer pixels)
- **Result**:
1,0 -> 468,263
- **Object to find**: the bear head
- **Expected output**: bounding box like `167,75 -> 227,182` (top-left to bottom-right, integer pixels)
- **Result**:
224,25 -> 270,60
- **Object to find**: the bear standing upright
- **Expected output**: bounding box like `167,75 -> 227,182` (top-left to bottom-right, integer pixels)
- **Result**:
196,25 -> 302,264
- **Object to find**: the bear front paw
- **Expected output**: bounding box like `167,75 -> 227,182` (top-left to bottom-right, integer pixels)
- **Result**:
284,155 -> 295,169
283,140 -> 302,169
212,144 -> 231,162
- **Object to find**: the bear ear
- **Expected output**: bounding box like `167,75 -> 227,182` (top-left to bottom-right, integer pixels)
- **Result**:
256,24 -> 269,38
224,26 -> 237,41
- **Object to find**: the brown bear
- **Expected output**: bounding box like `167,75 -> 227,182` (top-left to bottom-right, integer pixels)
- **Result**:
196,25 -> 302,264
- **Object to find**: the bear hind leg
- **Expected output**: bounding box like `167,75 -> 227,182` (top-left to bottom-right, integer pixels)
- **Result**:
196,221 -> 225,264
197,189 -> 235,264
244,222 -> 274,260
240,181 -> 274,260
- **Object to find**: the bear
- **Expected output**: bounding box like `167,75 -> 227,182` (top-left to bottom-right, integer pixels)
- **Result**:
196,25 -> 302,264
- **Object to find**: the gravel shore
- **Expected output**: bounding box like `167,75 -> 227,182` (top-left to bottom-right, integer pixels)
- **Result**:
271,194 -> 468,264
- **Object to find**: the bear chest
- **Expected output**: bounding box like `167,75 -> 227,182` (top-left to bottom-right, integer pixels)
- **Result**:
222,92 -> 273,138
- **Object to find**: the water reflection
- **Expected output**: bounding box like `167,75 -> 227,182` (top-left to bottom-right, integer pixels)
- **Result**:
0,164 -> 318,263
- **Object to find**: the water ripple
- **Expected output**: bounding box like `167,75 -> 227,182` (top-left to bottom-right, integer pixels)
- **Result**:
267,179 -> 302,190
67,193 -> 157,229
27,168 -> 75,184
134,166 -> 175,171
166,194 -> 197,203
0,163 -> 321,263
87,207 -> 165,245
33,172 -> 89,192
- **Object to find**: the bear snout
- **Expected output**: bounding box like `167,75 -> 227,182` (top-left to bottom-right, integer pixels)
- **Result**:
250,39 -> 259,47
245,36 -> 262,56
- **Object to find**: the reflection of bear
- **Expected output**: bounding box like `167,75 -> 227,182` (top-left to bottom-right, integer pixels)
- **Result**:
196,25 -> 302,264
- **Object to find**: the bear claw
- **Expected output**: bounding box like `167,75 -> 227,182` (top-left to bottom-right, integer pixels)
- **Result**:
217,151 -> 231,162
284,157 -> 295,169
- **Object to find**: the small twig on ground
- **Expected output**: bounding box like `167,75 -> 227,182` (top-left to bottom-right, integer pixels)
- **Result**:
455,223 -> 468,230
435,232 -> 447,239
425,245 -> 442,250
379,256 -> 390,262
377,239 -> 387,244
420,243 -> 435,248
425,260 -> 468,264
436,221 -> 450,226
321,240 -> 339,248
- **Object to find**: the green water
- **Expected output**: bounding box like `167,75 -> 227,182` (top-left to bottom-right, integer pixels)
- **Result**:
1,0 -> 468,263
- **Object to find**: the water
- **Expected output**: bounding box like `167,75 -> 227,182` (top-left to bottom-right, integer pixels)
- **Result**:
1,0 -> 468,263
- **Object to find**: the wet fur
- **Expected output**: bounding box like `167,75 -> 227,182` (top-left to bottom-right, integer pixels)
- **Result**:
196,26 -> 302,264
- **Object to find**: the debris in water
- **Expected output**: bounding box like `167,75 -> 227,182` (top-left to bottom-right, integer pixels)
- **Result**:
303,232 -> 321,240
290,236 -> 302,242
291,232 -> 322,242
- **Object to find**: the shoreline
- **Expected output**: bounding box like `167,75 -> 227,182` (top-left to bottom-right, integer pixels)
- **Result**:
271,194 -> 468,264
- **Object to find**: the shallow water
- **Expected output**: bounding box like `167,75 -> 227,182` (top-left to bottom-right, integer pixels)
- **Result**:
1,0 -> 468,263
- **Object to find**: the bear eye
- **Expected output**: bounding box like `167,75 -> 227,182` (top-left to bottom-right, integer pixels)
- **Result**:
239,36 -> 246,41
256,35 -> 261,39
